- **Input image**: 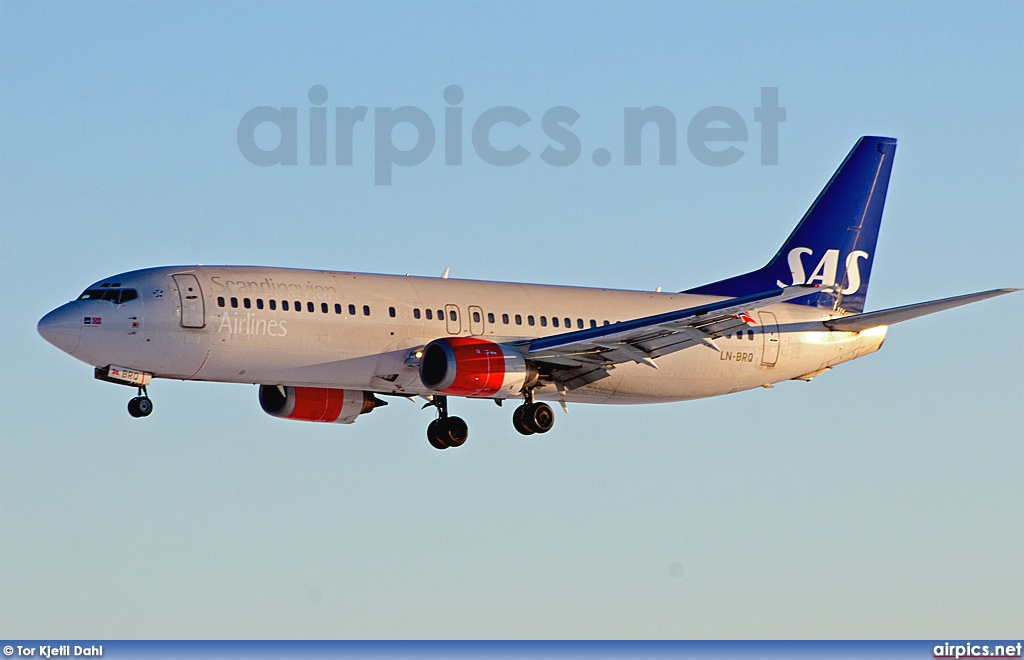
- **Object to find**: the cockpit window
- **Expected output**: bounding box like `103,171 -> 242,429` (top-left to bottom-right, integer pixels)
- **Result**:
78,288 -> 138,304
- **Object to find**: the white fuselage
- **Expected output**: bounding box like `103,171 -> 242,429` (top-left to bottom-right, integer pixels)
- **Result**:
41,265 -> 887,405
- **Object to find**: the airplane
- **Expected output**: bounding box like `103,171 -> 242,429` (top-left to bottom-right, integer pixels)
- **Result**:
37,136 -> 1018,449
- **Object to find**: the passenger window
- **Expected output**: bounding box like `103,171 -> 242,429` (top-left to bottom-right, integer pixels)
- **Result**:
527,315 -> 535,326
414,308 -> 421,319
473,311 -> 481,323
389,307 -> 396,318
590,319 -> 597,328
748,329 -> 754,340
363,305 -> 371,316
552,317 -> 559,327
244,298 -> 251,309
307,301 -> 315,313
540,316 -> 547,327
256,299 -> 264,310
334,303 -> 342,314
349,304 -> 356,315
449,309 -> 456,321
425,309 -> 433,320
230,297 -> 238,308
437,309 -> 443,320
603,320 -> 609,326
282,300 -> 289,311
502,313 -> 509,324
577,318 -> 584,329
319,302 -> 326,313
294,300 -> 301,311
217,297 -> 225,308
515,314 -> 522,325
487,312 -> 495,324
270,300 -> 277,310
564,318 -> 571,328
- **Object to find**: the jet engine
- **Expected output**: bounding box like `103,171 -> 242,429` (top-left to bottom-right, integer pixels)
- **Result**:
259,385 -> 386,424
419,337 -> 537,397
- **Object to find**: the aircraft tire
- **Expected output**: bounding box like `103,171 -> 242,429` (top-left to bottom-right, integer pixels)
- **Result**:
526,402 -> 554,434
444,417 -> 469,447
127,397 -> 143,418
427,419 -> 449,450
512,405 -> 536,436
136,397 -> 153,417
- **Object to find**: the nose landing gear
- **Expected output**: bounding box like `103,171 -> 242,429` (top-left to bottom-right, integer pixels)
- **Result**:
127,385 -> 153,418
424,395 -> 468,450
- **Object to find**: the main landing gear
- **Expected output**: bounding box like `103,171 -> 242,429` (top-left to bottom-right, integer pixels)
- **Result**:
423,390 -> 555,450
512,390 -> 554,436
127,385 -> 153,418
425,395 -> 469,450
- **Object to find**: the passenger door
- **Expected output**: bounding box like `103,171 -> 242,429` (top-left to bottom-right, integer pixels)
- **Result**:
758,310 -> 779,366
172,274 -> 205,328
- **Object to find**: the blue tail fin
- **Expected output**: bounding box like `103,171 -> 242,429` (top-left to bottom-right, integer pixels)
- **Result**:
684,136 -> 897,313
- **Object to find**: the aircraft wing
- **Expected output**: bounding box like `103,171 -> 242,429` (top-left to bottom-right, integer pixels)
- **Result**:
513,285 -> 828,390
824,288 -> 1020,332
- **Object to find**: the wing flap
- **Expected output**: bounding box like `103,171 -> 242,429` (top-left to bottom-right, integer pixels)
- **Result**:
522,285 -> 827,380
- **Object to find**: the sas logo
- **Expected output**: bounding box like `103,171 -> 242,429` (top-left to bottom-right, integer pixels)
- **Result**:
776,248 -> 869,295
83,317 -> 102,325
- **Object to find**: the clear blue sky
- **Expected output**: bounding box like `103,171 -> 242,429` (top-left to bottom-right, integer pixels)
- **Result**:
1,0 -> 1021,639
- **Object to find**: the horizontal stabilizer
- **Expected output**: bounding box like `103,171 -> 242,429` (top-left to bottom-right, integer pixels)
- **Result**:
824,288 -> 1019,332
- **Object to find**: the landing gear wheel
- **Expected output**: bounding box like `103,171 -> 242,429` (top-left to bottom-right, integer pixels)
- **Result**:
443,416 -> 469,447
513,402 -> 554,435
127,385 -> 153,418
136,397 -> 153,417
424,396 -> 469,450
526,402 -> 554,433
513,405 -> 536,436
127,396 -> 153,418
427,419 -> 449,450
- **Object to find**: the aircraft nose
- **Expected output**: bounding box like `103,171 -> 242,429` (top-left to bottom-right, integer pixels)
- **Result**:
38,303 -> 82,355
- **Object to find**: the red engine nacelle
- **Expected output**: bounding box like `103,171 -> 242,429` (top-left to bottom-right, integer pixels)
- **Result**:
419,337 -> 537,397
259,385 -> 385,424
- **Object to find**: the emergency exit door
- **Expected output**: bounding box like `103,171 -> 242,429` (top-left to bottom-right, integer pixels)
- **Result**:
444,304 -> 461,335
468,305 -> 485,335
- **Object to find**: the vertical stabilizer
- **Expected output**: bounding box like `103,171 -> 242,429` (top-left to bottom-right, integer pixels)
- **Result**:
684,136 -> 897,313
